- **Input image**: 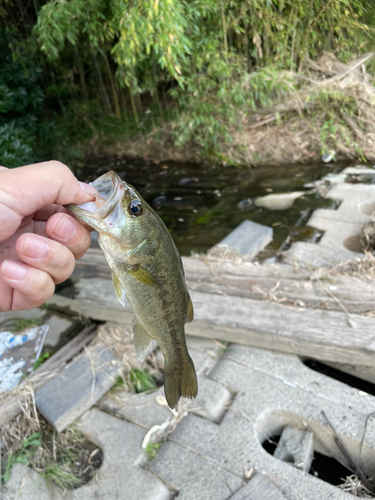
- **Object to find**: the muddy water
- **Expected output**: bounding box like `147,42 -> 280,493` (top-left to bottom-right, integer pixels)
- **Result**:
79,157 -> 359,258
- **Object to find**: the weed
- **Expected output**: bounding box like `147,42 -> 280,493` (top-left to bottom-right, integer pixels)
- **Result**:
127,368 -> 157,394
41,464 -> 80,489
2,432 -> 41,484
144,442 -> 161,461
10,318 -> 42,333
33,352 -> 51,371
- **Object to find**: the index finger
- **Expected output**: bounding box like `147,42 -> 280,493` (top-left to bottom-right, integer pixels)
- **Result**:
0,161 -> 97,242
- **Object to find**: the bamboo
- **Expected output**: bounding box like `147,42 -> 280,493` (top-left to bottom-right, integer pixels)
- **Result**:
92,52 -> 113,114
102,51 -> 121,119
129,91 -> 139,125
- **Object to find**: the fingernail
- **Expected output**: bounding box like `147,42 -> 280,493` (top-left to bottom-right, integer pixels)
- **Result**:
23,236 -> 49,259
52,216 -> 77,241
79,182 -> 98,199
1,261 -> 27,280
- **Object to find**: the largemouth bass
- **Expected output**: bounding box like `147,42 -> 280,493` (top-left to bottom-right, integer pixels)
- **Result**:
66,171 -> 197,409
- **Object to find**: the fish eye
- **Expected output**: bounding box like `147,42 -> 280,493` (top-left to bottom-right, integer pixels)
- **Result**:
128,200 -> 143,217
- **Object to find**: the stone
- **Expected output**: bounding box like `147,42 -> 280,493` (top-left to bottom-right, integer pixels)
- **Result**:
213,220 -> 273,260
150,441 -> 242,500
254,191 -> 307,211
230,474 -> 287,500
3,464 -> 53,500
273,425 -> 314,472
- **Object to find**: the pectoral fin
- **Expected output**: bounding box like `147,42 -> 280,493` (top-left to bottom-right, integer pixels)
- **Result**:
129,265 -> 159,287
186,292 -> 194,323
112,272 -> 126,307
133,322 -> 155,362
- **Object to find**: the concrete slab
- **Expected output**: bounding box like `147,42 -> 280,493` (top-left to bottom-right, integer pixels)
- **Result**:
213,220 -> 273,260
68,408 -> 170,500
150,441 -> 242,500
159,345 -> 375,499
3,464 -> 53,500
230,474 -> 287,500
274,425 -> 313,472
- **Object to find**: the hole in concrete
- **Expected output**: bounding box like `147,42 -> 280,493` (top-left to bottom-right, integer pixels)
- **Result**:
360,202 -> 375,216
302,359 -> 375,397
343,234 -> 363,253
261,432 -> 361,488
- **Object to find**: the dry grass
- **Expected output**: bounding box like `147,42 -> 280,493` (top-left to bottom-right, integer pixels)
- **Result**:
339,475 -> 375,498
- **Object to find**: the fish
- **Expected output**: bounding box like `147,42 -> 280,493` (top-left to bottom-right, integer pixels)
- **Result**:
65,171 -> 198,409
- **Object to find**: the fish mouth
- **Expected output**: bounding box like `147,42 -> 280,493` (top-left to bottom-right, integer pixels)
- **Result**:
77,171 -> 124,219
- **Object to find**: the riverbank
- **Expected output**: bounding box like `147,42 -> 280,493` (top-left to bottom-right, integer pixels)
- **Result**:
84,52 -> 375,167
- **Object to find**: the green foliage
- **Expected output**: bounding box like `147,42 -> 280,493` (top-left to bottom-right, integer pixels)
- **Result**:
1,0 -> 374,161
2,433 -> 41,484
127,368 -> 157,393
41,464 -> 79,489
10,317 -> 42,332
144,441 -> 161,461
33,352 -> 51,370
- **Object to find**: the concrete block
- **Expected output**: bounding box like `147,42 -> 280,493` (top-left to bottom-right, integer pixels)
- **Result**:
184,376 -> 232,423
273,425 -> 314,472
3,464 -> 53,500
100,386 -> 171,429
164,345 -> 375,499
71,408 -> 170,500
230,474 -> 287,500
43,314 -> 76,350
150,441 -> 242,500
213,220 -> 273,260
186,336 -> 223,376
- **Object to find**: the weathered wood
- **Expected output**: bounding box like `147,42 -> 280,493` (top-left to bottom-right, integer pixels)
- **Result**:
35,343 -> 121,432
47,277 -> 375,367
230,474 -> 286,500
0,325 -> 96,427
212,220 -> 273,260
73,249 -> 375,314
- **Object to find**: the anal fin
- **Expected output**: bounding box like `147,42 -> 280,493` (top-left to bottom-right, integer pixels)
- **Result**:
134,322 -> 155,363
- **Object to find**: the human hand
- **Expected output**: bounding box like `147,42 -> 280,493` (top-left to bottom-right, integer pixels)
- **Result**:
0,161 -> 98,311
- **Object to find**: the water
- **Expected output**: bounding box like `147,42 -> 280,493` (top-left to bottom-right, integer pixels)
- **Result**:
79,157 -> 359,258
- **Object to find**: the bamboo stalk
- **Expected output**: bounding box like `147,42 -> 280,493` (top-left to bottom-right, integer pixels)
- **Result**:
129,91 -> 139,125
92,52 -> 113,114
101,51 -> 121,119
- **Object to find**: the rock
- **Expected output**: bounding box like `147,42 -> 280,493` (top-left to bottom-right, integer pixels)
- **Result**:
254,191 -> 307,211
321,151 -> 335,163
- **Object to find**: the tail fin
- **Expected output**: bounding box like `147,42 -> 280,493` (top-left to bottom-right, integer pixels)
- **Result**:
164,356 -> 198,409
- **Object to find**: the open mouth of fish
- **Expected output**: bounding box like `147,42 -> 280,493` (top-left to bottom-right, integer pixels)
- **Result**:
77,171 -> 124,219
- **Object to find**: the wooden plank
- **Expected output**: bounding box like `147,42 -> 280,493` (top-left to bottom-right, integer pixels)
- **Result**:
35,343 -> 121,432
230,474 -> 286,500
73,249 -> 375,314
47,277 -> 375,367
0,325 -> 96,426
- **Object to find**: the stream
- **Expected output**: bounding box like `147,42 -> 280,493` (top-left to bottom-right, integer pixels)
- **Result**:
79,157 -> 370,259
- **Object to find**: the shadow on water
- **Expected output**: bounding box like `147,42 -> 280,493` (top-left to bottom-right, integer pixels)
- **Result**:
79,157 -> 359,258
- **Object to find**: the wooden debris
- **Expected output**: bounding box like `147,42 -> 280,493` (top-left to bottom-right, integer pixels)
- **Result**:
47,275 -> 375,367
0,325 -> 96,427
35,343 -> 121,432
